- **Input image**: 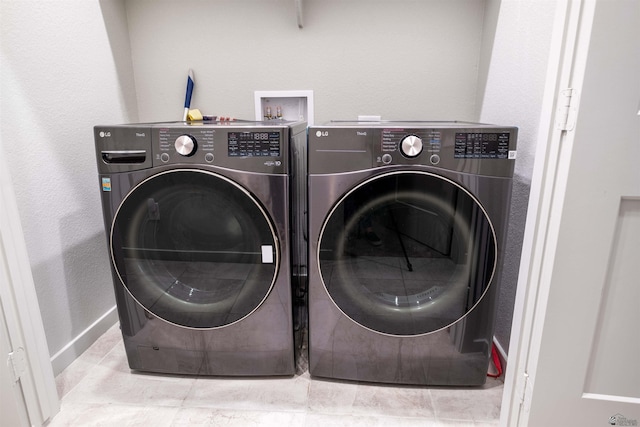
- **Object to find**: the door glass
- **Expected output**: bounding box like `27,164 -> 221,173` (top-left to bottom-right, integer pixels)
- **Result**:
111,170 -> 277,329
318,171 -> 496,336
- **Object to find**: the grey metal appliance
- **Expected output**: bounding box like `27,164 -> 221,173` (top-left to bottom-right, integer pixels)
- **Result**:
307,121 -> 517,385
95,120 -> 306,376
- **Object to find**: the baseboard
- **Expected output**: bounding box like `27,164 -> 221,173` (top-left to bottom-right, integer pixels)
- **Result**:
492,336 -> 508,378
50,306 -> 118,376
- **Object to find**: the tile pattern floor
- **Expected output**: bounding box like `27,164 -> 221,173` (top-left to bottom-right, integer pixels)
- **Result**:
50,324 -> 503,426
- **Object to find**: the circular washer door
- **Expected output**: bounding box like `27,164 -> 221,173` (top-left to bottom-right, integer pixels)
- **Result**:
111,169 -> 279,329
318,171 -> 496,336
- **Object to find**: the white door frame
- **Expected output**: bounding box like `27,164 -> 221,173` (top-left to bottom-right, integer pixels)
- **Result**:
0,145 -> 59,425
500,2 -> 582,423
501,0 -> 639,424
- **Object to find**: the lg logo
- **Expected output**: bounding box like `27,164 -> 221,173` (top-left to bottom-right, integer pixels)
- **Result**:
315,130 -> 329,137
99,131 -> 111,138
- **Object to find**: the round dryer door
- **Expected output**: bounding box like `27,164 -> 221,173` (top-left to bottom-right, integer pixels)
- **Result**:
110,169 -> 279,329
318,171 -> 497,336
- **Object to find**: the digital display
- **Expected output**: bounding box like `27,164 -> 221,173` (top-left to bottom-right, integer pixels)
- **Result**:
454,132 -> 510,159
228,131 -> 281,157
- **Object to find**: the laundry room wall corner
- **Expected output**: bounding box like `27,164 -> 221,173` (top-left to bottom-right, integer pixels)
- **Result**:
1,1 -> 138,375
478,1 -> 557,354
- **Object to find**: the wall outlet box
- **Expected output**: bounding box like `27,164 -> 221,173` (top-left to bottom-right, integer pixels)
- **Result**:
254,90 -> 314,125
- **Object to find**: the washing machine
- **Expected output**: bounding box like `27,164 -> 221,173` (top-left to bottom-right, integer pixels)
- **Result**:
94,120 -> 306,376
307,121 -> 517,386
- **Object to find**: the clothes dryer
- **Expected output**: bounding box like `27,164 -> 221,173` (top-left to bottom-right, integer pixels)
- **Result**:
95,120 -> 306,376
307,121 -> 517,385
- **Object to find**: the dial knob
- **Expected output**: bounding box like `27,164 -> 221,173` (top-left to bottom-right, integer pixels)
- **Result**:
400,135 -> 423,158
174,135 -> 196,156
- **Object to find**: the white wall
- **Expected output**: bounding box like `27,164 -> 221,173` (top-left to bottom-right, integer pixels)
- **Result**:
479,0 -> 557,351
0,0 -> 138,374
125,0 -> 487,123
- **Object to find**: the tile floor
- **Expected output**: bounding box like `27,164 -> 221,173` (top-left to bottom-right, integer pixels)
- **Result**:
50,324 -> 503,426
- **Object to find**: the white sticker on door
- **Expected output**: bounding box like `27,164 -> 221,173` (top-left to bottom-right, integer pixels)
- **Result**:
261,245 -> 274,263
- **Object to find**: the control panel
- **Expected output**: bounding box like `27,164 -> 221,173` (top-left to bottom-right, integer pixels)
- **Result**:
228,131 -> 281,157
304,123 -> 519,176
454,132 -> 511,159
154,126 -> 287,174
371,126 -> 517,177
96,121 -> 307,175
158,127 -> 215,162
378,128 -> 444,166
152,126 -> 288,173
375,128 -> 515,167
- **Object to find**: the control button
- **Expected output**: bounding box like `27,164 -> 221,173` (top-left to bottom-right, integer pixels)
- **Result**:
160,153 -> 170,163
382,154 -> 393,164
430,154 -> 441,165
175,135 -> 197,156
400,135 -> 423,158
204,153 -> 214,163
